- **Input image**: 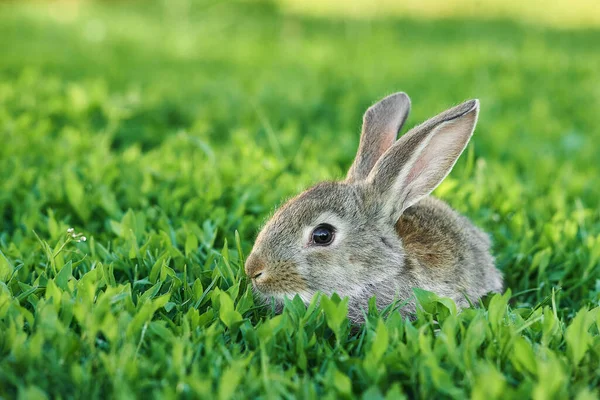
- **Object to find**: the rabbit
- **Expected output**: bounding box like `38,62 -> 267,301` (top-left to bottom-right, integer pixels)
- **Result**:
245,92 -> 503,322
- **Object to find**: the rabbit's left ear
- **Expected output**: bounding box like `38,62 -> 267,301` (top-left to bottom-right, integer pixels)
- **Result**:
346,92 -> 411,183
368,99 -> 479,223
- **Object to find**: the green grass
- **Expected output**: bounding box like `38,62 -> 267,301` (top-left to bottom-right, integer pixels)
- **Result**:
1,0 -> 599,398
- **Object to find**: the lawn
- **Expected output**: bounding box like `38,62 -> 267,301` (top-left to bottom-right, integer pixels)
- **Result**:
1,0 -> 599,398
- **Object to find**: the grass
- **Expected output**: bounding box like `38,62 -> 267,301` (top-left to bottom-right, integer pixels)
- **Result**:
0,0 -> 599,398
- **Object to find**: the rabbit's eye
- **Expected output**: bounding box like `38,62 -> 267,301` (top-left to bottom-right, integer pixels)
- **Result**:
311,224 -> 335,246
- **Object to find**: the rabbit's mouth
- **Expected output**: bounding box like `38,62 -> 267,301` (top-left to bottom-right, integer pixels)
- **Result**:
252,284 -> 313,307
245,253 -> 308,296
250,269 -> 311,304
251,275 -> 306,298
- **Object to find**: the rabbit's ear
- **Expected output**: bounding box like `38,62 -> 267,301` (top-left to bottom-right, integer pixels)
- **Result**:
368,99 -> 479,223
346,92 -> 411,183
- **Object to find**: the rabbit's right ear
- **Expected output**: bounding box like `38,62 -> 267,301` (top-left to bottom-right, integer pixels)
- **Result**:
346,92 -> 411,183
367,99 -> 479,224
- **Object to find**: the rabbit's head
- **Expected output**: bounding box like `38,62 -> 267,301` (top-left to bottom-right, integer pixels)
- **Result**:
245,93 -> 480,316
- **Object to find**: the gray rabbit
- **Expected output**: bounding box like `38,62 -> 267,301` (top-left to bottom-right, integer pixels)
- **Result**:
245,92 -> 503,322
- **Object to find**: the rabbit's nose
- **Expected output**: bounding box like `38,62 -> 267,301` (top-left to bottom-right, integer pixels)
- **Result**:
245,253 -> 266,281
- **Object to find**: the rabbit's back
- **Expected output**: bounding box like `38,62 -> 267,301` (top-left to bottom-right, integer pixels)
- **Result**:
396,196 -> 503,305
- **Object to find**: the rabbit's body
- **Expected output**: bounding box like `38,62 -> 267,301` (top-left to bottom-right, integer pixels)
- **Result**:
396,196 -> 502,311
245,92 -> 503,322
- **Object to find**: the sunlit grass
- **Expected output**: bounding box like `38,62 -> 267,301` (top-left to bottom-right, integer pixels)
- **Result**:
277,0 -> 600,28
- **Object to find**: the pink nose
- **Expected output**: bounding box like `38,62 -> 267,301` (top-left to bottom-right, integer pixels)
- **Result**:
245,253 -> 266,280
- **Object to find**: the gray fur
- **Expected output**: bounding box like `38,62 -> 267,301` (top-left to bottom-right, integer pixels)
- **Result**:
245,93 -> 504,323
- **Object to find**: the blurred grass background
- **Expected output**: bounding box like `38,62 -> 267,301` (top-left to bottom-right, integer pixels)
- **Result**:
1,0 -> 599,398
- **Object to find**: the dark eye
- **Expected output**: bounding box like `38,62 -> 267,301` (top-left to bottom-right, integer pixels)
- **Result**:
311,224 -> 335,246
